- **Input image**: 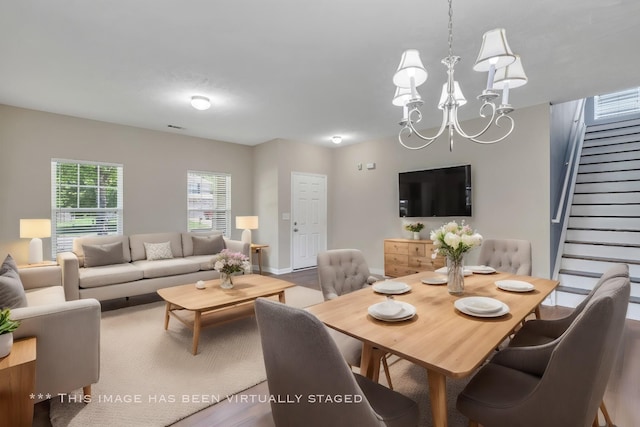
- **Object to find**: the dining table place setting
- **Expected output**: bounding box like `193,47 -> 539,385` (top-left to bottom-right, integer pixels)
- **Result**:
372,279 -> 412,294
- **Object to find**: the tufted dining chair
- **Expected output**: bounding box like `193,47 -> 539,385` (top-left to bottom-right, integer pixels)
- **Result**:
317,249 -> 393,388
477,239 -> 532,276
507,263 -> 629,427
255,298 -> 419,427
457,272 -> 630,427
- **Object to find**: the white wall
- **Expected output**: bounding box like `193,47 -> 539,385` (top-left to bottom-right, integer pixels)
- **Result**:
328,104 -> 552,278
0,105 -> 254,264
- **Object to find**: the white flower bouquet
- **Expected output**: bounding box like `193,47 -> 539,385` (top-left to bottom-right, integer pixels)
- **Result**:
213,249 -> 251,275
430,221 -> 483,262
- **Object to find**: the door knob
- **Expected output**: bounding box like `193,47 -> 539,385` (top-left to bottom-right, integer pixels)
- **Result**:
293,228 -> 299,232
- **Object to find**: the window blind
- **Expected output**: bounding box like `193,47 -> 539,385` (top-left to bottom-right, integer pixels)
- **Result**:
594,87 -> 640,120
51,159 -> 124,257
187,170 -> 231,236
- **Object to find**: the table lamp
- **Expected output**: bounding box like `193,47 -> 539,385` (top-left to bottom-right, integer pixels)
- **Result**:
235,216 -> 258,246
20,219 -> 51,264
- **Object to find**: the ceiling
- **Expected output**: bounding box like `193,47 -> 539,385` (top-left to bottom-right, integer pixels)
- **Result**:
1,0 -> 639,147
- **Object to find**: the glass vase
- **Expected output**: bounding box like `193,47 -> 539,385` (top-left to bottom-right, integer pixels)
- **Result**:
447,256 -> 464,295
220,272 -> 234,289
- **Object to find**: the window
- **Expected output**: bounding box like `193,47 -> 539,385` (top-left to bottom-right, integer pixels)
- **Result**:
51,159 -> 123,257
594,87 -> 640,120
187,170 -> 231,236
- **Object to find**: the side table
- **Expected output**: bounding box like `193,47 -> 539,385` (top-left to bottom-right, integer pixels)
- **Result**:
0,337 -> 37,427
250,244 -> 269,275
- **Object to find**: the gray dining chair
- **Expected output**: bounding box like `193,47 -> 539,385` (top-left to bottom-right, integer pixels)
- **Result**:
254,298 -> 419,427
477,238 -> 532,276
317,249 -> 393,388
456,272 -> 630,427
508,263 -> 629,427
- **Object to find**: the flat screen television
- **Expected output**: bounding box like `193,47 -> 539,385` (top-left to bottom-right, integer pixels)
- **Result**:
399,165 -> 472,217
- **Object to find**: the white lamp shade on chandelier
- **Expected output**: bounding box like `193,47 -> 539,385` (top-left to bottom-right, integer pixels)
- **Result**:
236,216 -> 259,246
20,219 -> 51,264
391,0 -> 526,151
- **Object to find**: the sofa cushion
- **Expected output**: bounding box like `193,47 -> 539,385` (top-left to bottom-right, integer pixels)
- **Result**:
79,264 -> 144,289
73,235 -> 132,267
181,231 -> 225,257
83,241 -> 125,267
192,234 -> 225,256
0,254 -> 27,309
25,286 -> 66,306
132,259 -> 200,279
130,232 -> 183,261
185,255 -> 216,271
144,241 -> 174,261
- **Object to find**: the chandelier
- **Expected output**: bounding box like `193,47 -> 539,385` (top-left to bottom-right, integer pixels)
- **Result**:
392,0 -> 527,151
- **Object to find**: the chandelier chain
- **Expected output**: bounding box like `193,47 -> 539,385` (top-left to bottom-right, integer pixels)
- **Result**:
447,0 -> 454,58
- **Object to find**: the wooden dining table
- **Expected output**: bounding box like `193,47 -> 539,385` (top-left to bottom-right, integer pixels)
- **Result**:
306,270 -> 559,427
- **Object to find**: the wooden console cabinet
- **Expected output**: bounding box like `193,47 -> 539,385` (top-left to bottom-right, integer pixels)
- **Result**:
384,238 -> 445,278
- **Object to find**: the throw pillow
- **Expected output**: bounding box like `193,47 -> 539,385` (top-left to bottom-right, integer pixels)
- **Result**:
0,254 -> 27,309
144,241 -> 174,261
192,235 -> 225,256
82,242 -> 125,268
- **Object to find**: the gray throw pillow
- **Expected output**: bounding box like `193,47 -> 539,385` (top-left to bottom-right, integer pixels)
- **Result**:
83,241 -> 125,268
192,235 -> 225,256
0,254 -> 27,309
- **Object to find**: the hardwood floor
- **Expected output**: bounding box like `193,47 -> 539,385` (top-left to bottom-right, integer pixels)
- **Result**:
35,268 -> 640,426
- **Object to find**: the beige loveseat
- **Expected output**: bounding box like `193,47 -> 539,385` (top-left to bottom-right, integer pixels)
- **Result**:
57,231 -> 249,301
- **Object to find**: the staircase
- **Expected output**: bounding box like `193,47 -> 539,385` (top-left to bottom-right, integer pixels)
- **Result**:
557,117 -> 640,319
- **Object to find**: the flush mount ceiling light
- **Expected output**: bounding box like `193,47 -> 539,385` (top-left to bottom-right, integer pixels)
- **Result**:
331,136 -> 343,144
190,95 -> 211,111
392,0 -> 527,151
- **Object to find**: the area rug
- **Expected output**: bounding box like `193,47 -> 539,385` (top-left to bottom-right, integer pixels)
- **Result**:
49,286 -> 324,427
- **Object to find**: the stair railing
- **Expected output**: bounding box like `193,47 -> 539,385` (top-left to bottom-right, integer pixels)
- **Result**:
551,98 -> 587,280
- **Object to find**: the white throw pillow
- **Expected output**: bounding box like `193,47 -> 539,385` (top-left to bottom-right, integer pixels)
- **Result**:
144,241 -> 174,261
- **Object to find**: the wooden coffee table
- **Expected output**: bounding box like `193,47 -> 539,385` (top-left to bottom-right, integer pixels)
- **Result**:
157,274 -> 294,354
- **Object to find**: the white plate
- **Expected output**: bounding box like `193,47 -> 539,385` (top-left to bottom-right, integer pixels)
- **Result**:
421,275 -> 448,285
368,301 -> 416,322
496,280 -> 535,292
459,296 -> 503,314
466,265 -> 497,274
372,281 -> 411,294
454,298 -> 510,318
434,267 -> 473,276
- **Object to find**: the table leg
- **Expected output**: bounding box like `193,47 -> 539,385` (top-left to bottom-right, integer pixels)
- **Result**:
164,302 -> 171,330
427,369 -> 448,427
278,290 -> 286,303
257,248 -> 263,275
192,311 -> 201,355
360,343 -> 375,379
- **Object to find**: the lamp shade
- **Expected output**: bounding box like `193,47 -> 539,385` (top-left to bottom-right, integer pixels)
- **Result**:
492,55 -> 528,89
393,49 -> 428,89
473,28 -> 516,72
235,216 -> 259,230
392,86 -> 415,107
20,219 -> 51,238
438,81 -> 467,109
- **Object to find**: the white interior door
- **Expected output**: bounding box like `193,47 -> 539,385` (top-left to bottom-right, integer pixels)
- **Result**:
292,172 -> 327,270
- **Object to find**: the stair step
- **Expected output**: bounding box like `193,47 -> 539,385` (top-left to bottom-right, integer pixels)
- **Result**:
586,117 -> 640,133
581,139 -> 640,156
563,242 -> 640,262
572,192 -> 640,204
579,150 -> 640,164
570,204 -> 640,217
568,216 -> 640,231
565,229 -> 640,246
579,159 -> 640,173
575,180 -> 640,193
577,170 -> 640,183
560,257 -> 640,278
558,272 -> 640,300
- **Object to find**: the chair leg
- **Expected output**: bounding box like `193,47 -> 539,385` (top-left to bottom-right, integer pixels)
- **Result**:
469,420 -> 479,427
83,385 -> 92,400
600,401 -> 614,427
381,354 -> 393,390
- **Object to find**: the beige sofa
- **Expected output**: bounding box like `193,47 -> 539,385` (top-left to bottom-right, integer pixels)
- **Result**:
57,231 -> 249,301
13,265 -> 100,402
